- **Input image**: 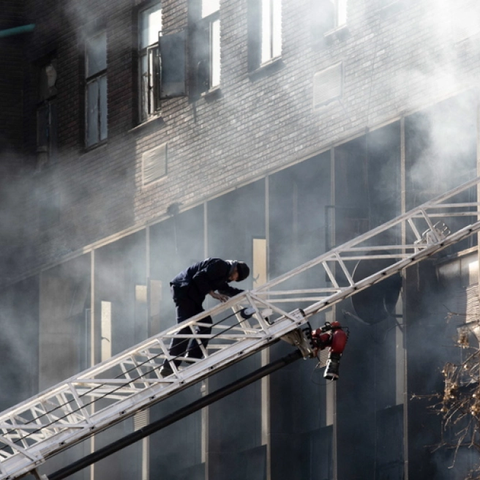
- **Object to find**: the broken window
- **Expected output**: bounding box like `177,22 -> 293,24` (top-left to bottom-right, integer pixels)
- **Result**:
138,3 -> 162,121
189,0 -> 220,98
85,31 -> 107,147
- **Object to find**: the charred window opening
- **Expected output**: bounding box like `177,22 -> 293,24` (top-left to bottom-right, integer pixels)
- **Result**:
36,58 -> 58,170
85,31 -> 107,148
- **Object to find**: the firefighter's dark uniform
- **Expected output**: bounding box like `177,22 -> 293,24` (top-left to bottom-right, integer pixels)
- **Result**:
165,258 -> 244,368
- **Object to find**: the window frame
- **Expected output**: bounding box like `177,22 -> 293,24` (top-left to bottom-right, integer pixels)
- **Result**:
36,58 -> 58,169
260,0 -> 282,65
333,0 -> 347,29
138,3 -> 162,122
200,9 -> 221,92
311,0 -> 349,45
247,0 -> 284,75
85,31 -> 108,148
189,0 -> 221,99
209,12 -> 221,90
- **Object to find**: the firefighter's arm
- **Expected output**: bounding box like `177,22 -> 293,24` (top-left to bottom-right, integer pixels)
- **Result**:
192,260 -> 227,297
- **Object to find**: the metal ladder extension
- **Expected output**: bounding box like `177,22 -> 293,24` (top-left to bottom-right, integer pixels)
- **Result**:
1,176 -> 480,480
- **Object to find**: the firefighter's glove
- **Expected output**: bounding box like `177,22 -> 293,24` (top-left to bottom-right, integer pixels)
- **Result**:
209,291 -> 229,303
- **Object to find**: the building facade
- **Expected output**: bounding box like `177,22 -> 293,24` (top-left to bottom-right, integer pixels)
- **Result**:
0,0 -> 480,478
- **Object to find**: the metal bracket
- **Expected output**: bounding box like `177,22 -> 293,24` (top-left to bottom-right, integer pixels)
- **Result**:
281,325 -> 315,359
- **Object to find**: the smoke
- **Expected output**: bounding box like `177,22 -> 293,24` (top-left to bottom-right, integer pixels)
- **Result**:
406,92 -> 477,200
397,1 -> 479,199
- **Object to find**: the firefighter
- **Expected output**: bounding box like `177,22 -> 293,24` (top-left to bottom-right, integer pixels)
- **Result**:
311,321 -> 348,380
160,258 -> 250,377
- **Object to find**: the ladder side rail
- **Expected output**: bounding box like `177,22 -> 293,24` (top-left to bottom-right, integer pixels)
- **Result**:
424,212 -> 480,217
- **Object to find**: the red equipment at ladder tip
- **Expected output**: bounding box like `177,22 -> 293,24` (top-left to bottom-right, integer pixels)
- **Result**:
311,321 -> 348,380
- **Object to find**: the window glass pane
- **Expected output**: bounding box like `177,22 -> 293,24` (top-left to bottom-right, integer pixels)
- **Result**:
261,0 -> 272,63
261,0 -> 281,63
337,0 -> 347,26
99,75 -> 108,141
86,81 -> 99,146
211,19 -> 221,88
272,0 -> 282,58
86,32 -> 107,77
139,4 -> 162,49
202,0 -> 220,18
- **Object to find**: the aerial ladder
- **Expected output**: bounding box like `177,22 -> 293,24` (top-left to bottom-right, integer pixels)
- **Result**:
1,177 -> 480,480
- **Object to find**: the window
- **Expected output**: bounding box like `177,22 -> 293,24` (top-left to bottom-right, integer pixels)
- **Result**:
312,0 -> 348,39
190,0 -> 221,98
138,4 -> 162,121
85,31 -> 107,147
138,2 -> 186,114
334,0 -> 348,28
260,0 -> 282,64
247,0 -> 281,71
202,0 -> 221,89
36,59 -> 58,169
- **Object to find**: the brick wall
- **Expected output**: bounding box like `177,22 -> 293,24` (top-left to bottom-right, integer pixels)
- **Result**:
0,0 -> 28,164
2,0 -> 480,283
